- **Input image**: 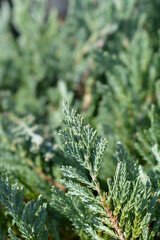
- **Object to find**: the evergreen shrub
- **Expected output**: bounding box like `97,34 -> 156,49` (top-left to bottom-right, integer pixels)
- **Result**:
0,0 -> 160,239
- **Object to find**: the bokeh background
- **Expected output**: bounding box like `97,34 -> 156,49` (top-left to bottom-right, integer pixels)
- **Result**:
0,0 -> 160,238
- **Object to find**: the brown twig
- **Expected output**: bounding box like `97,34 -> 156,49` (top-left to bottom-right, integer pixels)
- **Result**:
35,168 -> 66,192
92,176 -> 125,240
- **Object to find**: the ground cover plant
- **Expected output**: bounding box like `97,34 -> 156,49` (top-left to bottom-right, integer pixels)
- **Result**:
0,102 -> 160,240
0,0 -> 160,239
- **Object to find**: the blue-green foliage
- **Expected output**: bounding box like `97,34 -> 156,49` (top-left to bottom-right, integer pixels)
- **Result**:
51,103 -> 160,240
136,106 -> 160,167
0,177 -> 48,240
0,0 -> 160,239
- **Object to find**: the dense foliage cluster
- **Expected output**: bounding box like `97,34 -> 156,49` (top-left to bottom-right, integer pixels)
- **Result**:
0,0 -> 160,239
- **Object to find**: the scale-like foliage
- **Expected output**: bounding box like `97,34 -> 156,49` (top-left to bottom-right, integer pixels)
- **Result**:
0,177 -> 48,240
135,106 -> 160,167
51,103 -> 160,240
0,0 -> 160,239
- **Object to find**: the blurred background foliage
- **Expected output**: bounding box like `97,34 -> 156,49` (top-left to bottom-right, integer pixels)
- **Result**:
0,0 -> 160,239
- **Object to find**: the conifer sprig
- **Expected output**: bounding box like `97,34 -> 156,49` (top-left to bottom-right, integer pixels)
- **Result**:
0,177 -> 48,240
51,103 -> 160,240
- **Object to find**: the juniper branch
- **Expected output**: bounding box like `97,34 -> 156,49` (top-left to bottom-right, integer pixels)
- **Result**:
51,102 -> 160,240
0,177 -> 48,240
